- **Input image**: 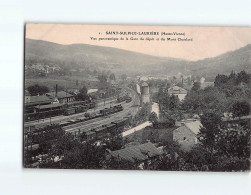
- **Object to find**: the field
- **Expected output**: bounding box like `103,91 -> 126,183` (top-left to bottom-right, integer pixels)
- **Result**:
25,75 -> 99,90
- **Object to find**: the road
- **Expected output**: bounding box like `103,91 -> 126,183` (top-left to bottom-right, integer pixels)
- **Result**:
122,102 -> 160,137
122,121 -> 152,137
151,102 -> 160,118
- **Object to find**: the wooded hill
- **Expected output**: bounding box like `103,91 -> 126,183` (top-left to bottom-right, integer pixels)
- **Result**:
25,39 -> 251,78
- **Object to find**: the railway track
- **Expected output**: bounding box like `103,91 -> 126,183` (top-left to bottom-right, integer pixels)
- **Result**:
24,98 -> 119,128
63,89 -> 139,133
64,99 -> 136,133
24,87 -> 140,134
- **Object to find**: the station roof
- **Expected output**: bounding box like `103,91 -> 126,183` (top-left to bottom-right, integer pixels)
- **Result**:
34,103 -> 63,109
26,95 -> 52,106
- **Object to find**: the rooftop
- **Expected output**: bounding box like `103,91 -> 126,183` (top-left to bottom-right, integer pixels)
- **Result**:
87,89 -> 98,94
108,142 -> 161,162
46,91 -> 74,99
141,82 -> 148,87
168,86 -> 187,94
34,103 -> 63,109
184,120 -> 202,134
25,95 -> 52,105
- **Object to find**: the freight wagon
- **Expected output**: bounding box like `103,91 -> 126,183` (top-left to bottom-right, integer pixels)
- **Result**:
24,100 -> 96,122
80,117 -> 130,142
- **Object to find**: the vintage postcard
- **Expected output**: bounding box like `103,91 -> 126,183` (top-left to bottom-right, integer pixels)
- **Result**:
24,24 -> 250,171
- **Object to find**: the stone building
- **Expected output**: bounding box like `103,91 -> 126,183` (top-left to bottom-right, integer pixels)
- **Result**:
24,92 -> 53,113
168,86 -> 187,101
45,91 -> 75,104
173,120 -> 202,151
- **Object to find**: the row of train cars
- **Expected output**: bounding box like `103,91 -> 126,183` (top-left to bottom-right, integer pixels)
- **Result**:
24,94 -> 132,122
24,105 -> 131,145
24,100 -> 96,122
63,115 -> 131,142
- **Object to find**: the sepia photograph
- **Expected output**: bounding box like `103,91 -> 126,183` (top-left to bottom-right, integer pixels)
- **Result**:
23,24 -> 251,171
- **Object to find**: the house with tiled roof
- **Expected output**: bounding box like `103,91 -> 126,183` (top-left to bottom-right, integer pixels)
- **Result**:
173,120 -> 202,151
106,142 -> 162,164
168,86 -> 187,101
45,91 -> 75,104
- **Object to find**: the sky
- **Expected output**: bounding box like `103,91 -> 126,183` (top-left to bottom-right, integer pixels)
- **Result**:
26,24 -> 251,61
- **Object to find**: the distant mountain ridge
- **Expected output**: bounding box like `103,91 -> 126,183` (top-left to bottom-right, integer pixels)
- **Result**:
25,38 -> 251,77
187,44 -> 251,77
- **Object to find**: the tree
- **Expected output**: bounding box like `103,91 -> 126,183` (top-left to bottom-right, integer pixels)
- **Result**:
102,134 -> 124,151
93,69 -> 98,76
232,101 -> 250,118
160,111 -> 175,127
109,73 -> 116,81
98,71 -> 109,89
236,70 -> 250,84
27,84 -> 49,96
191,81 -> 201,91
198,112 -> 222,158
149,112 -> 158,123
156,88 -> 170,110
76,86 -> 88,101
104,156 -> 139,170
131,103 -> 152,126
40,134 -> 106,169
182,86 -> 228,115
98,72 -> 108,83
216,121 -> 250,159
176,82 -> 184,88
169,94 -> 179,110
187,77 -> 192,86
228,71 -> 236,85
80,86 -> 87,95
214,74 -> 229,88
182,90 -> 202,113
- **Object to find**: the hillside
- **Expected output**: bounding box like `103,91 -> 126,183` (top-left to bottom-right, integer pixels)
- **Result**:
25,39 -> 251,77
25,39 -> 189,76
188,44 -> 251,77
